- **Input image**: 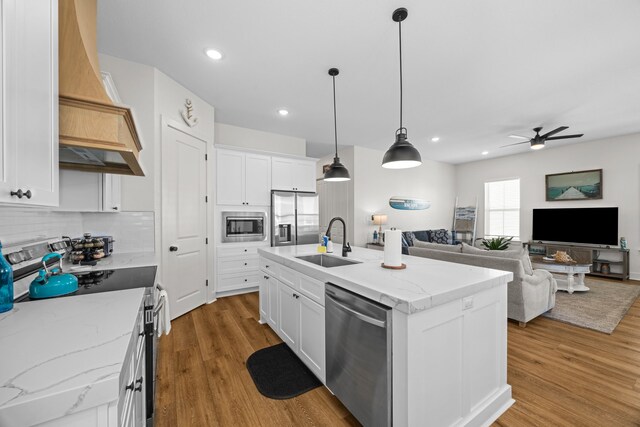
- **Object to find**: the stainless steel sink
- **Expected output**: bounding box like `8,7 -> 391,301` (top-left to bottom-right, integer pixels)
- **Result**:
296,254 -> 362,268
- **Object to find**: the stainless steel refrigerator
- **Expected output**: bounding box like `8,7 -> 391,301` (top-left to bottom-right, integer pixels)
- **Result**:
271,191 -> 319,246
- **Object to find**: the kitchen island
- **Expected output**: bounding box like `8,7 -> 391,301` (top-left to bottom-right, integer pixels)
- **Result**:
258,244 -> 514,427
0,288 -> 147,427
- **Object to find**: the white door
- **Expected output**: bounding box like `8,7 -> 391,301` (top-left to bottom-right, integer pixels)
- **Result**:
13,0 -> 58,206
278,282 -> 300,351
103,174 -> 122,212
271,157 -> 293,191
216,149 -> 244,205
259,274 -> 268,322
268,276 -> 279,329
162,121 -> 208,319
244,153 -> 271,206
299,296 -> 325,382
292,161 -> 316,192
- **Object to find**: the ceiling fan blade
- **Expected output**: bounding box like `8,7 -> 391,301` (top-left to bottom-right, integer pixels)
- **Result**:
500,141 -> 530,148
508,134 -> 530,140
540,126 -> 568,139
546,134 -> 584,141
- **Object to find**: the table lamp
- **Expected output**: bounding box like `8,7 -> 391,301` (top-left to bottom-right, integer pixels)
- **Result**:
372,214 -> 388,236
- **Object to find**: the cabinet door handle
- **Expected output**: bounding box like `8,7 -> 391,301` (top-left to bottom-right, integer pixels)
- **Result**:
134,377 -> 143,392
244,262 -> 247,266
112,207 -> 119,210
169,246 -> 178,252
10,189 -> 31,199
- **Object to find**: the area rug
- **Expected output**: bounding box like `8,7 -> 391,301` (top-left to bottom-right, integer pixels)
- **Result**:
542,278 -> 640,334
246,343 -> 321,399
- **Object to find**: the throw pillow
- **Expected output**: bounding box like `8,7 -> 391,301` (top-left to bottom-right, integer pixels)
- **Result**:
461,242 -> 486,255
430,229 -> 450,244
414,240 -> 462,253
402,231 -> 416,247
413,230 -> 431,242
521,251 -> 534,275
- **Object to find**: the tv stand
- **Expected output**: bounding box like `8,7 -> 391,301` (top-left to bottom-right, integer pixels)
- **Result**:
527,241 -> 630,280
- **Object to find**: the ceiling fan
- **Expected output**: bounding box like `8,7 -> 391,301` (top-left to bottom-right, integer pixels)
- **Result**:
502,126 -> 584,150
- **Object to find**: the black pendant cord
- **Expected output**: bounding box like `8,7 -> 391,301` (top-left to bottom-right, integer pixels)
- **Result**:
332,74 -> 339,158
398,18 -> 403,133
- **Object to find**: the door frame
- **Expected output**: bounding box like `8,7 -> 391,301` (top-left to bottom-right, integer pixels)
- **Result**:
160,117 -> 215,307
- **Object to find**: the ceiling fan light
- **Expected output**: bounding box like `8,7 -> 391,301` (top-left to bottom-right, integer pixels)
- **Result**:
382,133 -> 422,169
324,157 -> 351,181
530,141 -> 545,150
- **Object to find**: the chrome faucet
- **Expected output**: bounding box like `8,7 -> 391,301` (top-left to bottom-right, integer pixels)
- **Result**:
326,217 -> 352,257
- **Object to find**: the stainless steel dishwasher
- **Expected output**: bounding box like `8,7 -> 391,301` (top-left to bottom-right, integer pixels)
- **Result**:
325,283 -> 392,427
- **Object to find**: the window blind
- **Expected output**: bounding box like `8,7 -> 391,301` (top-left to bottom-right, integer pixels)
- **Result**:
484,178 -> 520,239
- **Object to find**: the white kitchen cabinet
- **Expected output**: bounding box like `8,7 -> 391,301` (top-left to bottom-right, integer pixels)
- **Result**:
278,281 -> 300,351
216,149 -> 244,205
0,0 -> 59,207
57,170 -> 122,212
299,295 -> 326,382
216,245 -> 263,295
268,275 -> 279,329
216,149 -> 271,206
259,275 -> 269,322
103,174 -> 122,212
271,156 -> 316,192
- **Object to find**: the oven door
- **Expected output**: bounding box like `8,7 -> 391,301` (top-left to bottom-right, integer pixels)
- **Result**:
222,212 -> 267,242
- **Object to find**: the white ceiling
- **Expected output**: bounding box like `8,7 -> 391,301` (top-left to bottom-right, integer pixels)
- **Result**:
97,0 -> 640,164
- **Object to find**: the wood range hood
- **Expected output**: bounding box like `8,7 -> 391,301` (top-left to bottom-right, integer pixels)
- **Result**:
59,0 -> 144,176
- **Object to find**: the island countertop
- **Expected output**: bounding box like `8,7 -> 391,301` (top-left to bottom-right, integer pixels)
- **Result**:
0,288 -> 146,426
258,244 -> 513,314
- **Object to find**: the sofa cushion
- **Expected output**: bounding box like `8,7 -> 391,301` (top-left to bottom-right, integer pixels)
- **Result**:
414,240 -> 462,252
412,230 -> 431,242
462,243 -> 533,275
430,229 -> 450,244
402,231 -> 416,247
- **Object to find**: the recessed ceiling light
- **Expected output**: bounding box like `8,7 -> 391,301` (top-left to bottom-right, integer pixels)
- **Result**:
481,151 -> 489,155
278,109 -> 289,116
205,49 -> 222,60
431,137 -> 440,143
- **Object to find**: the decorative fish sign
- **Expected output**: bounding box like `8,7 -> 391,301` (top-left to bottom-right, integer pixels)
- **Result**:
180,98 -> 199,127
389,197 -> 431,210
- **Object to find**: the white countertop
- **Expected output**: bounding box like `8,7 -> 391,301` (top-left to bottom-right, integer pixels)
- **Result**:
258,245 -> 513,314
0,288 -> 146,426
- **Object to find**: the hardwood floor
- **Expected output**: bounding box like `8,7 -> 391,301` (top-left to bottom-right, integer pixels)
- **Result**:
155,282 -> 640,427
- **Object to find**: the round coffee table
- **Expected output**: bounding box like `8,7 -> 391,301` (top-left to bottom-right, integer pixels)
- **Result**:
530,256 -> 592,294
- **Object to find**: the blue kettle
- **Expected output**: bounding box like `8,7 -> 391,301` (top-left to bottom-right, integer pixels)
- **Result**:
29,253 -> 79,299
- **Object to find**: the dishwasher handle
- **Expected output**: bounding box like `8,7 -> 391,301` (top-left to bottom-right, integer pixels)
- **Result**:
326,294 -> 387,328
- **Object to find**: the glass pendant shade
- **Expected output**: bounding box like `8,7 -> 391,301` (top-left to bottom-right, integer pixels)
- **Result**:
324,157 -> 351,181
382,131 -> 422,169
530,140 -> 545,150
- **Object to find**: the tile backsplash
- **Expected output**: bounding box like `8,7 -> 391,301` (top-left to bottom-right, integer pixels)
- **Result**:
82,211 -> 155,253
0,208 -> 154,253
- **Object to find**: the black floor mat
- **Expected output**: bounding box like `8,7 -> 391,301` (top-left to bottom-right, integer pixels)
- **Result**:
246,343 -> 321,399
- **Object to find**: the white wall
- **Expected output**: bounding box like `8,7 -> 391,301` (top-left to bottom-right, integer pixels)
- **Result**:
317,146 -> 457,247
215,123 -> 306,156
98,54 -> 155,212
352,146 -> 457,247
456,133 -> 640,279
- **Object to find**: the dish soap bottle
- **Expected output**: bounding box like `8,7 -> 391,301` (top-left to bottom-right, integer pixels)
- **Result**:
0,240 -> 14,313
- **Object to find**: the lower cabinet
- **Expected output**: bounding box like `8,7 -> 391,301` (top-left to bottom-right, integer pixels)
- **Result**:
259,259 -> 326,383
217,246 -> 265,296
278,281 -> 300,350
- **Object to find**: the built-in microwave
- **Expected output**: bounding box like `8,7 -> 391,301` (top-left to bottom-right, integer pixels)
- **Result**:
222,211 -> 267,243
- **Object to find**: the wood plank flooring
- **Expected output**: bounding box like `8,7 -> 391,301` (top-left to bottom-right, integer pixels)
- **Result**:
155,281 -> 640,426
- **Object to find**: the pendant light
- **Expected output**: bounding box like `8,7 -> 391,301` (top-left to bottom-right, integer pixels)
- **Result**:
323,68 -> 351,182
382,7 -> 422,169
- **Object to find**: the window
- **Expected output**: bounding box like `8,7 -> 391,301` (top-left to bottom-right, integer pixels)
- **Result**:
484,178 -> 520,240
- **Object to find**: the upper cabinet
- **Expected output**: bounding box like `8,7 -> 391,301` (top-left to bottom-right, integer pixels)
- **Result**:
57,170 -> 122,212
0,0 -> 59,206
272,157 -> 316,192
216,149 -> 271,206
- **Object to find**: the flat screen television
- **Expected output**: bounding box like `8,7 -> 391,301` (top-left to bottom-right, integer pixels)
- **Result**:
532,207 -> 618,246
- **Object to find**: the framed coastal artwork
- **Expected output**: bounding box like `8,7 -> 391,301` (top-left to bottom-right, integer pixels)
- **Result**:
545,169 -> 603,201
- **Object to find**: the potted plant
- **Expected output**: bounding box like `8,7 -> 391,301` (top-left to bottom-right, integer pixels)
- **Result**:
481,236 -> 513,251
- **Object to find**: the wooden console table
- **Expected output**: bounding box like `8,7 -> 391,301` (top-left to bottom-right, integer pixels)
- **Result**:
527,242 -> 630,280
